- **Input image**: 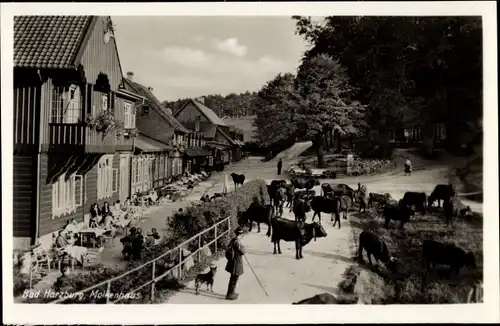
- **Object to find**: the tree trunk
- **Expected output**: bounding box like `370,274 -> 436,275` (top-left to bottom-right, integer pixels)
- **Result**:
336,130 -> 341,152
324,131 -> 330,152
313,133 -> 326,168
329,129 -> 334,148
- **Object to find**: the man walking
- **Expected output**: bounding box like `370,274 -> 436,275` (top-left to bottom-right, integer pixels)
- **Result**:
225,227 -> 246,300
277,158 -> 283,175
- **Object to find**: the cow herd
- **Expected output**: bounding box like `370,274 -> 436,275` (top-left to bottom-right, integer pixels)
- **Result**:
237,175 -> 477,277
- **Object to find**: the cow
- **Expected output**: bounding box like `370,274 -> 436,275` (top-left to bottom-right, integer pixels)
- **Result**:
292,195 -> 311,222
322,183 -> 355,200
284,184 -> 295,210
367,193 -> 392,210
291,177 -> 320,191
267,180 -> 287,206
383,203 -> 416,229
337,195 -> 353,220
357,230 -> 398,272
230,173 -> 245,187
354,188 -> 369,213
310,196 -> 342,226
428,184 -> 456,208
321,183 -> 334,197
443,196 -> 473,227
270,217 -> 327,259
238,199 -> 275,236
422,240 -> 476,277
401,191 -> 427,215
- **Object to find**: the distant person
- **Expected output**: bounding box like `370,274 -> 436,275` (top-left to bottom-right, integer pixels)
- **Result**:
277,158 -> 283,175
404,157 -> 412,176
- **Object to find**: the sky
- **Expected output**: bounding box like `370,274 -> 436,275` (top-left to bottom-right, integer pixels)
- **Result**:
112,16 -> 309,102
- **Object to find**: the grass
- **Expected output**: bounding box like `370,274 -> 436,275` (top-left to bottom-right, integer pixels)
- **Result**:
350,206 -> 483,304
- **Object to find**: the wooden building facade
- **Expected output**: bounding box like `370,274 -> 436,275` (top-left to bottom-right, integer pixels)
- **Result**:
13,16 -> 143,249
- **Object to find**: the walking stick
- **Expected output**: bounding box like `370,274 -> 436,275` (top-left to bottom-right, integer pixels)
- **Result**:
243,255 -> 269,297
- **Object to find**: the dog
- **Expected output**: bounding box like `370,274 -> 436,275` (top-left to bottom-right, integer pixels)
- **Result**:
195,266 -> 217,294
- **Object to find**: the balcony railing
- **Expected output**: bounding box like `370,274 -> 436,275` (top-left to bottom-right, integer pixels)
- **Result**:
48,123 -> 133,153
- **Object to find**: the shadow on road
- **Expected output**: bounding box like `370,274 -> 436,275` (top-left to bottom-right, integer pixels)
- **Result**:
304,250 -> 354,264
177,288 -> 227,300
246,248 -> 298,260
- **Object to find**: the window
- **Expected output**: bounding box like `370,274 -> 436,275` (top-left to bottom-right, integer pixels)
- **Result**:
97,155 -> 116,200
52,173 -> 83,218
102,93 -> 109,111
143,106 -> 150,115
195,116 -> 201,132
51,85 -> 82,123
124,101 -> 135,129
436,123 -> 446,140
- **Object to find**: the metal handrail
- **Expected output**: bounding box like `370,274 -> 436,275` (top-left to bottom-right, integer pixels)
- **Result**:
50,217 -> 230,304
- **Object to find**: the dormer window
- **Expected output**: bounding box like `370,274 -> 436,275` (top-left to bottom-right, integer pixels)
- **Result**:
143,106 -> 150,115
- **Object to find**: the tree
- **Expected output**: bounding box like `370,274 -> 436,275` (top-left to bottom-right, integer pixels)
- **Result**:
253,72 -> 299,147
295,54 -> 366,167
254,56 -> 366,167
292,16 -> 482,149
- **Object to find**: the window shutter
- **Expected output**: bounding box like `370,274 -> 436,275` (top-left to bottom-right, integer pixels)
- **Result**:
112,168 -> 118,193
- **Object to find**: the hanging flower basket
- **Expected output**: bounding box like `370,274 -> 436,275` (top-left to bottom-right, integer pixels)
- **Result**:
124,128 -> 139,138
86,111 -> 124,140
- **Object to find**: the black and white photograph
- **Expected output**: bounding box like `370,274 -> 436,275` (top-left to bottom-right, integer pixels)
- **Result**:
2,2 -> 498,324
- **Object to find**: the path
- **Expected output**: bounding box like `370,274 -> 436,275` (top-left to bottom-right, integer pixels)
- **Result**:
166,156 -> 483,304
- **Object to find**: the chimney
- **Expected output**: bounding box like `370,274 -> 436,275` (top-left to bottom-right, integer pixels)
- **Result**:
126,71 -> 134,81
197,96 -> 205,105
148,86 -> 154,92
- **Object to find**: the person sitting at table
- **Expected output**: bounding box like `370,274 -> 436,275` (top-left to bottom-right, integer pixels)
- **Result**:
63,218 -> 79,237
101,201 -> 113,218
89,203 -> 101,228
55,229 -> 71,248
102,213 -> 117,237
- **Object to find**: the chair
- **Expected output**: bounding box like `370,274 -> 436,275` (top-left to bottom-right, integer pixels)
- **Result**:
83,246 -> 104,268
32,245 -> 56,273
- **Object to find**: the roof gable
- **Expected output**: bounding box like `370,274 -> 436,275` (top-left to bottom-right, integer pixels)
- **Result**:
217,126 -> 237,146
124,78 -> 189,133
177,99 -> 226,126
14,16 -> 93,69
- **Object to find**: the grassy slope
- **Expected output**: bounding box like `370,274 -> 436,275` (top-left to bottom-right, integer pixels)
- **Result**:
350,208 -> 483,304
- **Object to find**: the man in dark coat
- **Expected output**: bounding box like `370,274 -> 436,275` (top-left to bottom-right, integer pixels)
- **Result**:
225,227 -> 246,300
277,158 -> 283,175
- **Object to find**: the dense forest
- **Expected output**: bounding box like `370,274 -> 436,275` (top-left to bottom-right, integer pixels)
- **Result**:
163,91 -> 259,118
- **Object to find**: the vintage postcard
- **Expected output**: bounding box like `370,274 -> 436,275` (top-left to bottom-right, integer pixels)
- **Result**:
2,1 -> 498,324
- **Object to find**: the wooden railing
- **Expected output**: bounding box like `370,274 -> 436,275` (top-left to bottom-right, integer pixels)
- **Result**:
48,123 -> 126,149
49,217 -> 231,304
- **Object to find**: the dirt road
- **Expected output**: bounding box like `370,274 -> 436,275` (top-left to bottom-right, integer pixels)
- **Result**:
165,156 -> 482,304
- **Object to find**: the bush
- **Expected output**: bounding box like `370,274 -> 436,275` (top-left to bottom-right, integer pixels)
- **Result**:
22,180 -> 269,304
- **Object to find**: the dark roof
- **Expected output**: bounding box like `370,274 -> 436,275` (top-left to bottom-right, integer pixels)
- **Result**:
124,78 -> 190,133
217,126 -> 237,146
135,134 -> 173,153
187,99 -> 227,126
14,16 -> 93,69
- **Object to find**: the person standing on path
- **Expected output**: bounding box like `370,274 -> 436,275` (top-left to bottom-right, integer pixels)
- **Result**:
225,227 -> 246,300
404,157 -> 412,176
277,158 -> 283,175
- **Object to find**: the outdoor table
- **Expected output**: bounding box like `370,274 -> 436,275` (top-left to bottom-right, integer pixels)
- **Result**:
79,227 -> 110,248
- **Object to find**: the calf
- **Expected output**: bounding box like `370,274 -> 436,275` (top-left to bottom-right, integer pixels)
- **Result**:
357,230 -> 397,272
401,191 -> 427,215
367,193 -> 392,210
230,173 -> 245,187
383,203 -> 416,229
443,196 -> 473,227
310,196 -> 341,227
428,184 -> 456,208
270,217 -> 327,259
238,202 -> 274,236
422,240 -> 476,277
292,196 -> 311,222
337,195 -> 353,221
